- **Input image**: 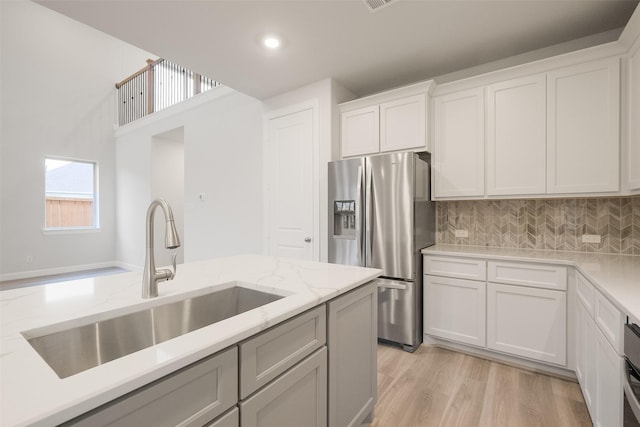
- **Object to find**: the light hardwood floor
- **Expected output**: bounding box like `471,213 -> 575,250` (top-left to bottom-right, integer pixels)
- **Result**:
371,344 -> 592,427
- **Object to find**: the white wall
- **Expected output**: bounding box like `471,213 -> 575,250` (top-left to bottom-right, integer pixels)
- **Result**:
115,88 -> 264,269
0,0 -> 152,279
331,80 -> 358,160
151,129 -> 185,267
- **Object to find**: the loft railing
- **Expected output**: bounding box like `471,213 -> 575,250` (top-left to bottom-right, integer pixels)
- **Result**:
116,58 -> 221,126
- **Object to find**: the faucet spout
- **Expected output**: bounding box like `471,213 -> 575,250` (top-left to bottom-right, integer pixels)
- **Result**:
142,198 -> 181,298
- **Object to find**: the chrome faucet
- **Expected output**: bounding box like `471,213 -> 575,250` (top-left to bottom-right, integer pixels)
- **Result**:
142,198 -> 181,298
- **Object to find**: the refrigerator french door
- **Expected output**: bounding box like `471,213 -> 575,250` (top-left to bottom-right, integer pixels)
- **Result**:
328,152 -> 435,352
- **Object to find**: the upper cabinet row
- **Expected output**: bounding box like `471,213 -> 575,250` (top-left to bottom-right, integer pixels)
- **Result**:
339,42 -> 640,200
433,57 -> 621,199
627,36 -> 640,192
340,82 -> 432,157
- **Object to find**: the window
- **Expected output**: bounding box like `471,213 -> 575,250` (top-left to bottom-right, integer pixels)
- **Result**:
44,158 -> 98,229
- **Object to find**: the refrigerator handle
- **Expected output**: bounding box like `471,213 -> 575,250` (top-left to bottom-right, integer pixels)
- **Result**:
375,280 -> 408,290
365,161 -> 373,266
355,165 -> 364,266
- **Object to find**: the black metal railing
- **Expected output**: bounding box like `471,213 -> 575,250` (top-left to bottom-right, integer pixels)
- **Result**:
116,59 -> 221,126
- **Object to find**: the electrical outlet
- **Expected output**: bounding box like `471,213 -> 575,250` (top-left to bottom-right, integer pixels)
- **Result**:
198,193 -> 206,201
455,229 -> 469,238
582,234 -> 602,244
26,255 -> 33,264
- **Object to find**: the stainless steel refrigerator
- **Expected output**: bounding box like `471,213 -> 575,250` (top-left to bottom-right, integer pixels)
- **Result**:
328,152 -> 435,352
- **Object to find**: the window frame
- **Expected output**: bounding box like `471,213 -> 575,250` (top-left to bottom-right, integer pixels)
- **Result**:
43,156 -> 100,232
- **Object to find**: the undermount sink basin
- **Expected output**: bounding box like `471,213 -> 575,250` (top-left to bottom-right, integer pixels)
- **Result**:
24,284 -> 284,379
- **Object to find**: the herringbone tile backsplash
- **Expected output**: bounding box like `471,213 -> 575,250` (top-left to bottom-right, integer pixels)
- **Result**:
436,196 -> 640,255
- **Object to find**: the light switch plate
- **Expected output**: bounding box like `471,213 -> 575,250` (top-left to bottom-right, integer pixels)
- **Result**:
582,234 -> 601,244
455,229 -> 469,238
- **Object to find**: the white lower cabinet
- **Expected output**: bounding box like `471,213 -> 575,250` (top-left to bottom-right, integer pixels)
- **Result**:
487,282 -> 566,365
423,256 -> 567,366
573,272 -> 624,427
239,348 -> 327,427
594,321 -> 624,427
575,300 -> 596,415
424,255 -> 626,426
424,275 -> 486,347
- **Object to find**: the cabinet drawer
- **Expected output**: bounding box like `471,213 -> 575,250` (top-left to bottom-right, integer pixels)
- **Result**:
488,261 -> 567,290
575,271 -> 596,317
424,256 -> 487,280
239,305 -> 326,399
595,290 -> 624,356
205,407 -> 238,427
65,347 -> 238,427
240,347 -> 327,427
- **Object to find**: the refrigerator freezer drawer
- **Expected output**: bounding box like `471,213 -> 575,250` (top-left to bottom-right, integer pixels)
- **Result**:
377,279 -> 417,350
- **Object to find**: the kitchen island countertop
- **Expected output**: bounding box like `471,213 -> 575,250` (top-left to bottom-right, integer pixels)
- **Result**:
0,255 -> 381,427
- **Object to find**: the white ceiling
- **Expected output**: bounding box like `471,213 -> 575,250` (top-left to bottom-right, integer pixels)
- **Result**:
38,0 -> 639,100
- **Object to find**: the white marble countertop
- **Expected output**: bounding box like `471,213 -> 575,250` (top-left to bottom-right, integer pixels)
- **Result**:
422,244 -> 640,324
0,255 -> 381,427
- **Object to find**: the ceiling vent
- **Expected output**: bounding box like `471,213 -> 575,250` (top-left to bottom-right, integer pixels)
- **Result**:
363,0 -> 395,13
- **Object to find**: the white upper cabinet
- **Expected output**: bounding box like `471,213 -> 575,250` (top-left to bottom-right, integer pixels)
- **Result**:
626,40 -> 640,191
547,58 -> 620,194
431,46 -> 624,200
340,82 -> 432,158
433,87 -> 485,198
341,105 -> 380,157
379,93 -> 426,153
486,74 -> 547,196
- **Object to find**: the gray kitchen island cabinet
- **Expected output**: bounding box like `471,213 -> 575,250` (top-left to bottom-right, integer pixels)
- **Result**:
63,347 -> 238,427
239,347 -> 327,427
239,281 -> 377,427
328,283 -> 378,427
60,281 -> 377,427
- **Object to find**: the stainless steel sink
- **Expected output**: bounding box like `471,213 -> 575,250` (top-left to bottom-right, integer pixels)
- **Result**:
25,285 -> 284,378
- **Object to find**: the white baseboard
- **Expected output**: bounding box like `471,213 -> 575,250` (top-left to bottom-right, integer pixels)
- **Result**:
114,261 -> 143,272
422,334 -> 577,381
0,261 -> 118,282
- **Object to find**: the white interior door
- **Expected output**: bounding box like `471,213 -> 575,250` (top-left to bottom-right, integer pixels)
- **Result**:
267,108 -> 314,260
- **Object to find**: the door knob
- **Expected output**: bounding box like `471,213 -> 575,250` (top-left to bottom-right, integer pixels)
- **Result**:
304,237 -> 312,243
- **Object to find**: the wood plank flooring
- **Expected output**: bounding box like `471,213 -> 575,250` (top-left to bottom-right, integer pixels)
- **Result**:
371,344 -> 592,427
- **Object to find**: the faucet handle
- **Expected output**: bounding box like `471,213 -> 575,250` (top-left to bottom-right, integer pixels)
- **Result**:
169,253 -> 177,280
156,253 -> 178,282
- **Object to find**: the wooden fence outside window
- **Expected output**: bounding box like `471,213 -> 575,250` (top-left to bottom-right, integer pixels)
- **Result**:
45,198 -> 93,228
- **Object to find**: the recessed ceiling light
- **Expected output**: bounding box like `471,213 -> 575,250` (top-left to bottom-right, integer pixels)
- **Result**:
263,36 -> 281,49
